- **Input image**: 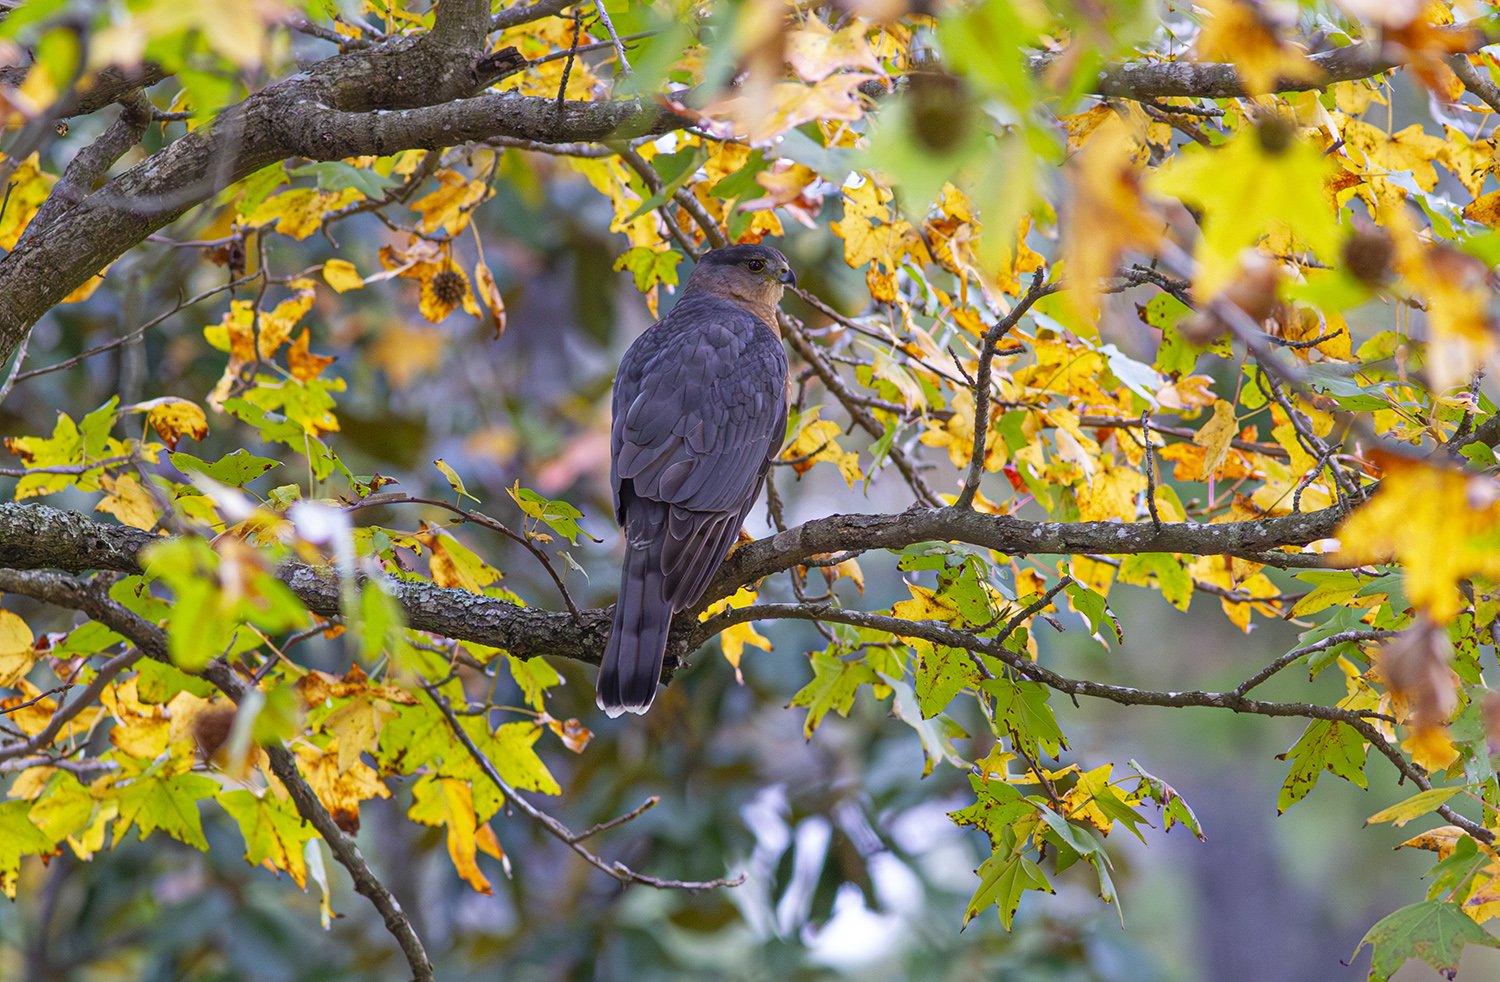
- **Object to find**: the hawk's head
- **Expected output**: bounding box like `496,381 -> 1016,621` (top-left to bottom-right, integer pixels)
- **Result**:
686,244 -> 796,309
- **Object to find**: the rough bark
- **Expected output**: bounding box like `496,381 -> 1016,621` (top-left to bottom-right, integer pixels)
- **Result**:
0,498 -> 1344,669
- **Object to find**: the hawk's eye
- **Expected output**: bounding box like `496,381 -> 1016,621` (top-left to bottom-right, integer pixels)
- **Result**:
747,259 -> 766,272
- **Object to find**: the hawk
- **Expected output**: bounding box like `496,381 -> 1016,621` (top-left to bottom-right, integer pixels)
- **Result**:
597,244 -> 794,716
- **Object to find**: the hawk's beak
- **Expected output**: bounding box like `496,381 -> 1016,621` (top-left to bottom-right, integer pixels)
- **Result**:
779,266 -> 797,288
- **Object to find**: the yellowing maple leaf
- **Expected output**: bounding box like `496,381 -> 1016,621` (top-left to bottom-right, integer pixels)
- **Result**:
700,587 -> 772,683
782,418 -> 862,486
408,775 -> 496,894
1335,455 -> 1500,623
1152,125 -> 1339,299
0,610 -> 36,687
409,169 -> 490,235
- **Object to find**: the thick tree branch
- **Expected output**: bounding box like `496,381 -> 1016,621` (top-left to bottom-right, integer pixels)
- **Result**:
0,499 -> 1347,674
0,15 -> 687,365
1090,22 -> 1492,101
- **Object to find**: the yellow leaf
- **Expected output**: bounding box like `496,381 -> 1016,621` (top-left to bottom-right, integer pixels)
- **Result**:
1334,455 -> 1500,623
1193,399 -> 1238,481
1075,460 -> 1147,523
1365,787 -> 1462,828
322,694 -> 399,774
245,187 -> 363,240
700,587 -> 772,683
1063,114 -> 1161,318
1192,0 -> 1321,95
407,776 -> 492,894
784,19 -> 884,82
409,170 -> 490,235
288,328 -> 336,382
258,284 -> 316,358
295,743 -> 391,834
322,258 -> 365,293
0,610 -> 36,687
95,474 -> 161,531
1152,126 -> 1340,299
0,154 -> 57,251
782,419 -> 861,487
129,397 -> 209,451
473,257 -> 507,337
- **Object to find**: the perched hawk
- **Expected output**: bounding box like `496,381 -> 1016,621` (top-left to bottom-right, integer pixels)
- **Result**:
597,244 -> 794,716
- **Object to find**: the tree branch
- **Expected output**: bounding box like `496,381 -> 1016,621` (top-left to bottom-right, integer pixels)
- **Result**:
1089,22 -> 1491,101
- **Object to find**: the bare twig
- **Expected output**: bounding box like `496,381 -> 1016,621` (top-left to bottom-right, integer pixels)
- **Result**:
427,687 -> 744,890
956,271 -> 1061,510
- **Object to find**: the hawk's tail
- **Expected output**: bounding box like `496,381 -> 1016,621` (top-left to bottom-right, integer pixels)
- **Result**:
597,514 -> 672,717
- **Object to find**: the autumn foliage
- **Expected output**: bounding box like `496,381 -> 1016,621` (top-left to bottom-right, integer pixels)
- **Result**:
6,0 -> 1500,978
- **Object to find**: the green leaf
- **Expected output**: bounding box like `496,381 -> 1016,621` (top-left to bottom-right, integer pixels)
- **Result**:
288,161 -> 395,199
506,654 -> 561,712
964,848 -> 1052,930
1365,787 -> 1463,828
0,800 -> 56,899
456,719 -> 561,818
218,788 -> 319,882
1276,719 -> 1369,812
114,769 -> 220,851
1141,293 -> 1228,377
1061,573 -> 1119,639
170,449 -> 282,488
910,638 -> 976,719
1116,553 -> 1192,611
1352,901 -> 1500,982
135,659 -> 217,703
612,246 -> 684,293
983,677 -> 1067,759
506,482 -> 600,545
789,651 -> 879,738
949,775 -> 1038,847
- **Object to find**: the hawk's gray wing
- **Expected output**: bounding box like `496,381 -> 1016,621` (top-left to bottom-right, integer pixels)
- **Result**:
610,293 -> 788,608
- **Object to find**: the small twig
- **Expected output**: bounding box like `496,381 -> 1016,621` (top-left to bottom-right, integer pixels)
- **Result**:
11,273 -> 260,385
998,576 -> 1072,645
0,647 -> 143,763
568,796 -> 660,842
1140,410 -> 1162,529
556,12 -> 582,115
0,328 -> 30,406
343,494 -> 582,622
0,684 -> 73,716
1266,326 -> 1344,350
1009,727 -> 1066,811
0,455 -> 134,479
594,0 -> 633,74
1232,629 -> 1399,698
428,687 -> 744,890
956,271 -> 1061,510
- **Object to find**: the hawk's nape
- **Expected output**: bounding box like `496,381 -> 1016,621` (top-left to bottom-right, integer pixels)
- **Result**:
597,244 -> 794,717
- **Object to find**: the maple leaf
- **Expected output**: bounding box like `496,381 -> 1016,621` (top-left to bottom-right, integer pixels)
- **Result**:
0,608 -> 36,687
1152,123 -> 1339,300
1352,901 -> 1500,982
1335,455 -> 1500,623
218,788 -> 318,888
0,800 -> 55,899
113,766 -> 220,851
408,775 -> 497,894
789,651 -> 879,738
1276,719 -> 1368,812
700,586 -> 772,683
409,169 -> 490,235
